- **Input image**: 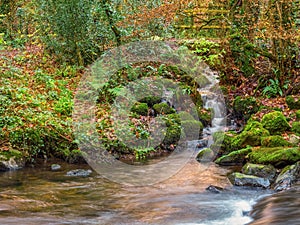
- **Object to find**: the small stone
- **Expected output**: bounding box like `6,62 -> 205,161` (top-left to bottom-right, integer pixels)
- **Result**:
66,169 -> 92,177
206,185 -> 224,194
51,164 -> 61,171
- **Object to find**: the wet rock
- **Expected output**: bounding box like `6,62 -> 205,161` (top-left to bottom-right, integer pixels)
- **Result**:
0,157 -> 24,171
196,148 -> 214,162
51,164 -> 61,171
288,134 -> 300,146
274,161 -> 300,192
228,172 -> 270,188
214,146 -> 252,166
66,169 -> 92,177
206,185 -> 224,194
242,163 -> 277,182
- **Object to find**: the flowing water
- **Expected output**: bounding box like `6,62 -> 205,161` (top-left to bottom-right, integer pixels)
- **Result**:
0,160 -> 271,225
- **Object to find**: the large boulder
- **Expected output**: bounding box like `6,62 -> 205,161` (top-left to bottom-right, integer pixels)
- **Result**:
261,111 -> 290,134
248,147 -> 300,167
274,161 -> 300,191
214,146 -> 252,166
228,172 -> 270,188
242,163 -> 277,182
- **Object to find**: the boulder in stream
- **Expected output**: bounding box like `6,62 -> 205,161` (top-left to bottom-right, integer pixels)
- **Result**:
214,146 -> 252,166
242,163 -> 277,182
228,172 -> 270,188
274,161 -> 300,192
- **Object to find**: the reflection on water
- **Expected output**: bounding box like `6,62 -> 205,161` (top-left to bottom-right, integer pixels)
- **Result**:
0,160 -> 274,225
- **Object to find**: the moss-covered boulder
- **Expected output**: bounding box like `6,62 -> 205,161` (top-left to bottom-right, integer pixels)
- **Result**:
261,111 -> 290,134
130,102 -> 149,116
214,146 -> 252,165
292,122 -> 300,135
248,147 -> 300,167
212,131 -> 237,155
153,102 -> 176,115
196,148 -> 214,162
233,96 -> 259,120
162,114 -> 182,146
286,95 -> 300,110
261,135 -> 293,147
181,120 -> 203,139
228,172 -> 270,188
242,163 -> 277,182
233,121 -> 270,148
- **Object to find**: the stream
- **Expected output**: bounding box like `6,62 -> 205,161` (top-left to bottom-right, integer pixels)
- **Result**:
0,159 -> 272,225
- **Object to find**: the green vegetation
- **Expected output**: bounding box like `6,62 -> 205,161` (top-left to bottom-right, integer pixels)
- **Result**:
0,0 -> 299,165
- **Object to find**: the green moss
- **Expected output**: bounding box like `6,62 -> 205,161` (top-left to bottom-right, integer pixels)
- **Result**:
153,102 -> 176,115
296,110 -> 300,121
234,121 -> 270,148
196,148 -> 214,162
139,96 -> 161,107
130,102 -> 149,116
178,111 -> 196,121
214,146 -> 252,165
248,147 -> 300,167
233,96 -> 259,120
292,121 -> 300,135
164,113 -> 181,127
261,135 -> 293,147
181,120 -> 203,139
286,95 -> 300,110
163,125 -> 182,146
0,149 -> 23,160
197,108 -> 212,127
261,111 -> 290,134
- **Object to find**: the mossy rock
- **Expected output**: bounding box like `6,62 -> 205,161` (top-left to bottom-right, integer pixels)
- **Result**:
164,113 -> 181,127
248,147 -> 300,167
153,102 -> 176,115
194,75 -> 211,88
286,95 -> 300,110
181,120 -> 203,139
228,172 -> 270,188
212,131 -> 237,155
178,111 -> 196,121
261,111 -> 290,135
261,135 -> 293,147
233,96 -> 259,120
242,163 -> 277,182
196,148 -> 214,162
197,108 -> 212,127
296,110 -> 300,121
163,125 -> 182,146
130,102 -> 149,116
214,146 -> 252,166
233,121 -> 270,148
139,96 -> 161,107
292,121 -> 300,135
